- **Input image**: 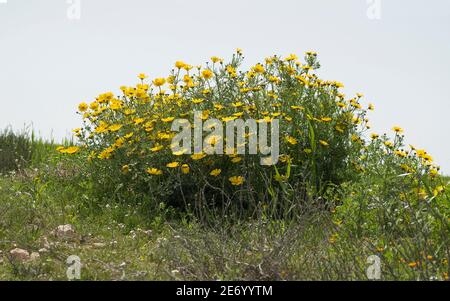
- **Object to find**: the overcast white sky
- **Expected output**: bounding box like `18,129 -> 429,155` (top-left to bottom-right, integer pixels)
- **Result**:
1,0 -> 449,173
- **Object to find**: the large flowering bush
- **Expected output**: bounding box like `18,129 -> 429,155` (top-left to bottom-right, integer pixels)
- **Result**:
61,50 -> 444,217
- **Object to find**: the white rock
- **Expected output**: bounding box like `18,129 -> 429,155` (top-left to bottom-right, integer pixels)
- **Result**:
92,242 -> 106,248
55,224 -> 75,239
30,252 -> 40,261
10,248 -> 30,262
41,236 -> 51,249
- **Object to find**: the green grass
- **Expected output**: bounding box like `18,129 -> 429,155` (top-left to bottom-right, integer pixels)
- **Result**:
0,125 -> 448,281
0,171 -> 364,280
0,165 -> 448,280
0,127 -> 65,175
0,127 -> 32,174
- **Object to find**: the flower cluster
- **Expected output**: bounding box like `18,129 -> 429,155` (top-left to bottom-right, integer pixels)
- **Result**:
60,50 -> 442,207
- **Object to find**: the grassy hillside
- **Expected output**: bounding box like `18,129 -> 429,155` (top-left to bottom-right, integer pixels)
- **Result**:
1,52 -> 449,280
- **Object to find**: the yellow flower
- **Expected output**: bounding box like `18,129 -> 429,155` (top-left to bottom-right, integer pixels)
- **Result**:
89,102 -> 99,110
167,75 -> 175,84
290,105 -> 304,111
200,111 -> 209,120
153,78 -> 166,87
138,73 -> 148,80
146,168 -> 163,175
201,69 -> 214,79
110,99 -> 124,110
114,137 -> 125,147
98,149 -> 112,160
124,109 -> 135,116
150,144 -> 164,152
336,102 -> 346,108
175,61 -> 186,69
285,136 -> 298,145
335,125 -> 344,133
173,148 -> 188,156
384,141 -> 394,148
368,103 -> 375,111
204,135 -> 220,145
319,140 -> 329,147
392,126 -> 404,134
370,133 -> 379,140
321,117 -> 332,122
229,176 -> 244,186
222,116 -> 237,122
213,103 -> 224,110
296,76 -> 309,85
328,233 -> 339,244
351,101 -> 362,109
191,153 -> 207,160
226,65 -> 237,77
134,118 -> 145,125
394,150 -> 407,158
161,117 -> 175,123
252,63 -> 265,73
158,132 -> 172,140
181,164 -> 190,174
64,146 -> 80,154
167,162 -> 179,168
333,81 -> 344,88
285,54 -> 298,61
183,64 -> 193,71
417,188 -> 428,200
78,102 -> 88,112
231,157 -> 242,163
210,169 -> 222,177
400,164 -> 411,173
269,76 -> 280,83
95,123 -> 108,134
211,56 -> 223,63
122,165 -> 130,174
108,124 -> 123,132
408,262 -> 418,268
422,153 -> 433,163
192,98 -> 204,104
